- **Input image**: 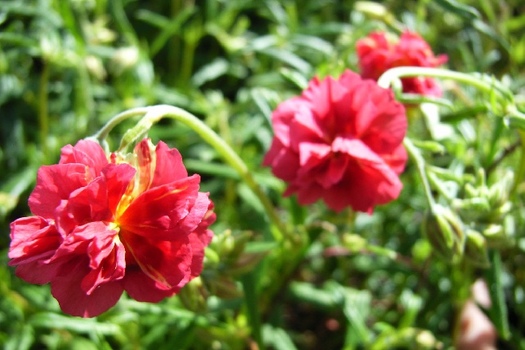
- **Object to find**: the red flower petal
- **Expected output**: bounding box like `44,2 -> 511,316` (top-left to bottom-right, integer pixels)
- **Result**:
187,193 -> 215,277
51,258 -> 123,317
9,216 -> 61,263
123,266 -> 179,302
54,163 -> 135,234
47,222 -> 126,295
28,164 -> 89,219
118,175 -> 202,240
102,163 -> 136,216
59,140 -> 109,177
121,232 -> 191,290
8,217 -> 62,284
151,141 -> 189,187
356,30 -> 447,97
263,143 -> 300,182
132,140 -> 189,194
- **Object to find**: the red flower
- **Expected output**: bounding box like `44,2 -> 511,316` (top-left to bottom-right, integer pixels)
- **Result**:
356,31 -> 448,96
9,139 -> 215,317
263,70 -> 407,213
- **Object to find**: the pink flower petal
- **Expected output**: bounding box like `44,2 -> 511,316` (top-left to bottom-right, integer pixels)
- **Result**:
123,266 -> 178,302
46,222 -> 125,295
356,30 -> 447,97
51,258 -> 123,317
151,141 -> 189,187
102,163 -> 136,215
9,216 -> 61,262
60,140 -> 109,177
28,164 -> 89,219
121,232 -> 191,290
119,175 -> 201,240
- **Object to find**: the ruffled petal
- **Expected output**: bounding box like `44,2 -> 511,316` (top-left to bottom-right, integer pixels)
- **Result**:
151,141 -> 188,187
121,232 -> 191,290
102,163 -> 136,215
48,222 -> 125,295
9,216 -> 61,263
28,164 -> 88,219
59,140 -> 109,177
265,146 -> 300,182
187,193 -> 215,277
123,266 -> 178,302
51,258 -> 123,318
133,138 -> 192,191
118,175 -> 202,240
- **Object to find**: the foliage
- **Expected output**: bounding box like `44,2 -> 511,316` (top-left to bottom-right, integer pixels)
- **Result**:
1,0 -> 525,349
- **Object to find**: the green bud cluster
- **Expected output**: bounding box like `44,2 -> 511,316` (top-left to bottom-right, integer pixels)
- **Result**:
424,169 -> 514,267
453,169 -> 514,248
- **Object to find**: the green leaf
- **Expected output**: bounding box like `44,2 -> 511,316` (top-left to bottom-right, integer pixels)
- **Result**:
262,324 -> 298,350
147,6 -> 196,57
279,67 -> 308,90
288,281 -> 338,309
485,250 -> 510,340
4,324 -> 34,350
192,58 -> 230,87
338,285 -> 372,347
29,312 -> 121,335
432,0 -> 481,20
260,48 -> 312,74
241,272 -> 263,348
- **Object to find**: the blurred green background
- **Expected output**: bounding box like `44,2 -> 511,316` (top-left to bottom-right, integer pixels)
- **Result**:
1,0 -> 525,349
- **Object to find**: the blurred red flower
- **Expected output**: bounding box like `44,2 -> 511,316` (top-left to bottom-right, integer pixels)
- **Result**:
356,31 -> 448,96
263,70 -> 407,213
9,139 -> 215,317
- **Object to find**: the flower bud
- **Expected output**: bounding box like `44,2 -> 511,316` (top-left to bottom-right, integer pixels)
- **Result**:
423,205 -> 465,262
206,275 -> 242,299
463,229 -> 490,268
229,250 -> 267,276
110,46 -> 140,75
481,223 -> 513,248
178,277 -> 208,312
488,171 -> 513,207
455,169 -> 513,224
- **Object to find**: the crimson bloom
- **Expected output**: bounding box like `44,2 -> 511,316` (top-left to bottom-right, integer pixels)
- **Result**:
356,31 -> 448,96
263,70 -> 407,213
9,138 -> 215,317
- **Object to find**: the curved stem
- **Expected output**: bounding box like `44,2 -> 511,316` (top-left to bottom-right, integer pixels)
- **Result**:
90,107 -> 150,151
403,137 -> 435,209
378,67 -> 513,101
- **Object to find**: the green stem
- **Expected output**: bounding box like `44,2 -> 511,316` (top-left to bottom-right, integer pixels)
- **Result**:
377,67 -> 512,100
512,131 -> 525,195
403,137 -> 435,209
90,107 -> 150,150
